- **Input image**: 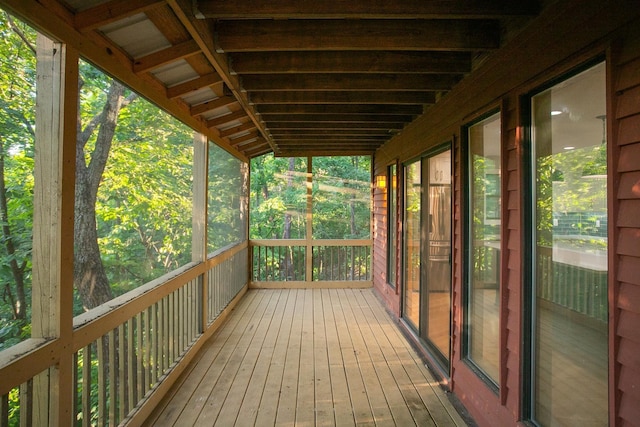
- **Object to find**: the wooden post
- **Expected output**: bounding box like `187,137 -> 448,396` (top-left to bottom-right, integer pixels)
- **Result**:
193,132 -> 208,331
32,35 -> 77,426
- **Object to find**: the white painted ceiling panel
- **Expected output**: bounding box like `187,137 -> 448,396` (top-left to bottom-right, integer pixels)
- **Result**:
152,60 -> 199,87
181,87 -> 218,107
100,14 -> 170,59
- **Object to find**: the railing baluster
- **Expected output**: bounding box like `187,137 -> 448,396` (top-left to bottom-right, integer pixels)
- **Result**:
127,318 -> 135,412
97,338 -> 106,427
1,392 -> 8,427
108,330 -> 117,424
118,324 -> 126,420
82,346 -> 91,427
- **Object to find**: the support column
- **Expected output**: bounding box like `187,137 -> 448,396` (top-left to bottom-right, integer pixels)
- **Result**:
32,35 -> 77,426
192,132 -> 208,331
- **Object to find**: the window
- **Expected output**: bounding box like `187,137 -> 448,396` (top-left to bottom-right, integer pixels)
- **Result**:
387,163 -> 398,287
75,60 -> 193,314
0,11 -> 37,350
464,111 -> 501,386
528,61 -> 608,425
208,143 -> 247,253
312,156 -> 371,240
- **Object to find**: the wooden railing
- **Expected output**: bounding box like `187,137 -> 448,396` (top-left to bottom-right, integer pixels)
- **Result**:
537,245 -> 607,322
0,242 -> 249,426
250,239 -> 372,287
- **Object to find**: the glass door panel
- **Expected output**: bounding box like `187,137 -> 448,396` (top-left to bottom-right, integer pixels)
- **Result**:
403,160 -> 421,330
423,151 -> 452,362
531,62 -> 608,426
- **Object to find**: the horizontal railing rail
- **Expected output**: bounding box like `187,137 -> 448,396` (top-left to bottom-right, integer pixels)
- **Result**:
250,239 -> 372,287
0,242 -> 249,426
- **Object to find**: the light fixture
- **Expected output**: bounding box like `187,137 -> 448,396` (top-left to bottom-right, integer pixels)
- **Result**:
563,146 -> 575,150
551,110 -> 563,116
376,175 -> 387,189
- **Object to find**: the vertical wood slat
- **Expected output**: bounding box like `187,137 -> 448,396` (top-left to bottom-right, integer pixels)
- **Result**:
1,393 -> 8,427
108,331 -> 116,424
97,338 -> 106,427
118,324 -> 126,421
82,346 -> 91,427
137,312 -> 144,401
127,318 -> 135,413
145,307 -> 152,396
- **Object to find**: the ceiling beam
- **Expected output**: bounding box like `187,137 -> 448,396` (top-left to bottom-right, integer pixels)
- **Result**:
250,91 -> 436,105
215,20 -> 499,52
206,110 -> 247,128
229,51 -> 471,74
133,39 -> 201,73
75,0 -> 166,31
242,74 -> 458,92
190,96 -> 237,115
167,72 -> 223,99
273,135 -> 389,141
270,129 -> 393,137
166,0 -> 276,152
219,121 -> 256,138
260,114 -> 413,123
257,104 -> 423,115
195,0 -> 538,19
267,122 -> 404,130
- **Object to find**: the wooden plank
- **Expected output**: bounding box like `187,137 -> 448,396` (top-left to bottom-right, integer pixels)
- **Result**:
143,290 -> 258,425
253,290 -> 296,425
274,290 -> 305,425
320,289 -> 355,427
206,110 -> 247,128
74,0 -> 165,31
618,114 -> 640,146
361,290 -> 468,426
230,289 -> 286,423
330,289 -> 375,425
230,51 -> 471,74
215,19 -> 499,52
250,91 -> 436,105
258,104 -> 423,115
340,289 -> 398,426
295,289 -> 316,426
214,290 -> 281,425
167,72 -> 223,99
242,74 -> 458,92
133,39 -> 201,73
198,0 -> 537,19
261,113 -> 414,123
167,291 -> 265,425
312,289 -> 335,426
191,96 -> 237,116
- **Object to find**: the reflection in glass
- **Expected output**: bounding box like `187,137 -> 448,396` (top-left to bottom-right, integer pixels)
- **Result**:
425,152 -> 451,361
467,113 -> 501,383
532,62 -> 608,426
403,160 -> 421,329
387,164 -> 398,286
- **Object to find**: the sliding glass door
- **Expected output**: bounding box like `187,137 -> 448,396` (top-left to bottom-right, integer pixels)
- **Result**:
403,147 -> 452,367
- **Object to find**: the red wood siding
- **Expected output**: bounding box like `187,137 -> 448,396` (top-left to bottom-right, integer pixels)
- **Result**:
371,2 -> 640,425
613,24 -> 640,426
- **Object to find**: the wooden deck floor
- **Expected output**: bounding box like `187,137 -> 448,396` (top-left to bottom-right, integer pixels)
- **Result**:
144,288 -> 469,426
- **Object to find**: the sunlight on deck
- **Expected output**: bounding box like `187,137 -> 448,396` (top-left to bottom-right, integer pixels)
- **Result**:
144,289 -> 469,426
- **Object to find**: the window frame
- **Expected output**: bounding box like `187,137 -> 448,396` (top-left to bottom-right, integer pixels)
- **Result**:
461,108 -> 503,392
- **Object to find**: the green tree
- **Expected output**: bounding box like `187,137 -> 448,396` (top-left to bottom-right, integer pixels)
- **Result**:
0,11 -> 36,349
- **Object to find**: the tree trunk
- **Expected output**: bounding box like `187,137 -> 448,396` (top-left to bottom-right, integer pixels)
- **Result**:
74,81 -> 129,311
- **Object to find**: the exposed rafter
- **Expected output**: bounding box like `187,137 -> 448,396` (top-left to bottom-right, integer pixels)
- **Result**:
229,51 -> 472,75
214,19 -> 500,53
74,0 -> 166,31
195,0 -> 538,19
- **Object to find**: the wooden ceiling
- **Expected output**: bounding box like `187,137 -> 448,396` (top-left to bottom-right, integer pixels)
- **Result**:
20,0 -> 539,158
